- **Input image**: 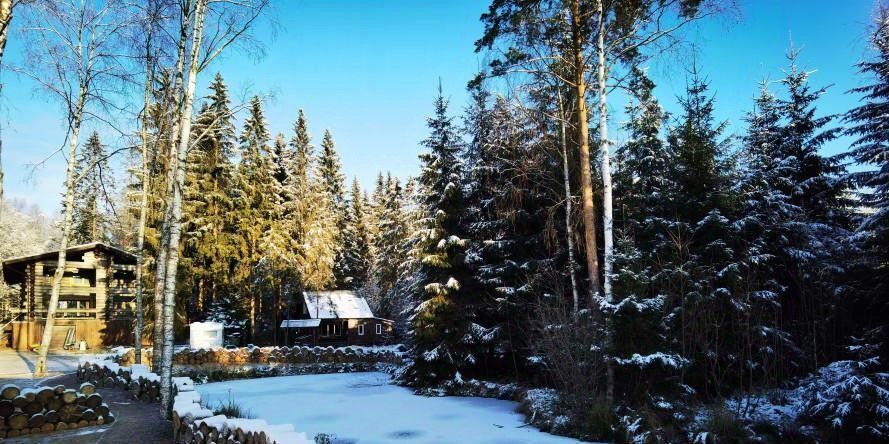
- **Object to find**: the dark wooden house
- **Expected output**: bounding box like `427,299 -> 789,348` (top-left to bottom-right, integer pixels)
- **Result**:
281,290 -> 393,346
1,242 -> 137,351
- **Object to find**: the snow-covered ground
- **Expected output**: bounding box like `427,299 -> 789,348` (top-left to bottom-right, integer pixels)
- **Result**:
197,372 -> 581,444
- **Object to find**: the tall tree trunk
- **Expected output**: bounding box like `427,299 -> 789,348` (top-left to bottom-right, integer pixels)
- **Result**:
0,0 -> 12,227
152,1 -> 191,371
158,0 -> 206,418
35,93 -> 86,377
0,0 -> 11,63
569,0 -> 600,304
557,90 -> 580,314
0,0 -> 10,218
134,14 -> 154,364
595,0 -> 616,405
596,0 -> 614,302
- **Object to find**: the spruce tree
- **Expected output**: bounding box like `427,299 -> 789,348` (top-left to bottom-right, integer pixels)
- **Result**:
661,70 -> 749,397
844,9 -> 889,364
285,110 -> 337,292
776,49 -> 852,368
608,69 -> 688,409
182,73 -> 238,319
780,49 -> 849,227
369,174 -> 409,318
71,131 -> 111,244
234,96 -> 278,342
339,178 -> 371,289
401,86 -> 474,387
317,130 -> 350,288
463,94 -> 552,378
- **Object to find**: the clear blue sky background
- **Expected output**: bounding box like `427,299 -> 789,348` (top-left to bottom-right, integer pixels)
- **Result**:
0,0 -> 878,215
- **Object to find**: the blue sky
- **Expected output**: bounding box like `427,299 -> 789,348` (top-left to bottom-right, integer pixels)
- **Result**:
0,0 -> 878,214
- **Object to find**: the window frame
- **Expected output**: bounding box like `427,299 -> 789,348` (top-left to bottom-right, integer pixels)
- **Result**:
375,323 -> 382,335
358,324 -> 365,336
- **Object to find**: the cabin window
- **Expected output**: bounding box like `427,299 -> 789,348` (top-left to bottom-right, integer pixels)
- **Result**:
376,323 -> 382,335
358,325 -> 365,335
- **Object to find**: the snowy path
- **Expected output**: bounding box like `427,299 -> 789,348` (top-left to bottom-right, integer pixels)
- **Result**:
197,372 -> 581,444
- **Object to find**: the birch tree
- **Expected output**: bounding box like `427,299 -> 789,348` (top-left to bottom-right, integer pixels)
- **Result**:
17,0 -> 133,377
153,0 -> 269,416
131,0 -> 173,365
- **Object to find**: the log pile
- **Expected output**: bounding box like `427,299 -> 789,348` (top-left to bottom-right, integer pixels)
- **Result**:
0,383 -> 114,439
77,361 -> 161,402
173,345 -> 402,366
115,348 -> 154,368
173,411 -> 309,444
171,378 -> 308,444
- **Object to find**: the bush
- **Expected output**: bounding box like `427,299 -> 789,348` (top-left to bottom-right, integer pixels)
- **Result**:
211,390 -> 255,419
699,407 -> 750,444
800,359 -> 889,443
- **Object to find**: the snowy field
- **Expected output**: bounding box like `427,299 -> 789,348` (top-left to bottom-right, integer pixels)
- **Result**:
197,372 -> 581,444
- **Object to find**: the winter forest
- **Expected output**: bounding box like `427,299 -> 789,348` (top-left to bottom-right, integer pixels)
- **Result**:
0,0 -> 887,443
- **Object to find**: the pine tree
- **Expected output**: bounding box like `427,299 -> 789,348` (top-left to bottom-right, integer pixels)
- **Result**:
401,86 -> 474,387
71,131 -> 111,244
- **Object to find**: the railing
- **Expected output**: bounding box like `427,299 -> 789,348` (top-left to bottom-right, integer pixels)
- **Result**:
30,309 -> 100,319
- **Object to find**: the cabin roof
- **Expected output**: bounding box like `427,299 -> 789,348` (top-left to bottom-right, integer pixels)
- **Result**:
1,242 -> 136,266
280,319 -> 322,328
303,290 -> 375,319
2,242 -> 136,285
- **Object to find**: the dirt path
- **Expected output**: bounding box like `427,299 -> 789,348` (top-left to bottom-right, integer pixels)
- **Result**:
3,373 -> 173,444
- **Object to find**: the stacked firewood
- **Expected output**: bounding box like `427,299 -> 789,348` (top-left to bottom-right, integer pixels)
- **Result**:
77,361 -> 161,402
173,345 -> 402,366
0,383 -> 114,438
173,412 -> 305,444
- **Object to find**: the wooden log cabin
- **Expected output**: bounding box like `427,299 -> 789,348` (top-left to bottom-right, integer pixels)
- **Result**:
280,290 -> 393,346
1,242 -> 137,351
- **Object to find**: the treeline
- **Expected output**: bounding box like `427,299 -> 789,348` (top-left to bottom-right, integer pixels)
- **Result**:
391,4 -> 889,444
121,74 -> 419,345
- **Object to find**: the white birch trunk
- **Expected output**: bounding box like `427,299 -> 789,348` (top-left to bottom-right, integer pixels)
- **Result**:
557,91 -> 580,314
35,92 -> 86,377
0,0 -> 11,63
152,3 -> 191,371
134,18 -> 154,365
595,0 -> 616,405
158,0 -> 207,417
0,0 -> 11,218
597,2 -> 613,302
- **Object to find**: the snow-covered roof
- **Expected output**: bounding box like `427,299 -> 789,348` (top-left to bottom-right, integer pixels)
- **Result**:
1,241 -> 135,265
280,319 -> 322,328
303,290 -> 375,319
